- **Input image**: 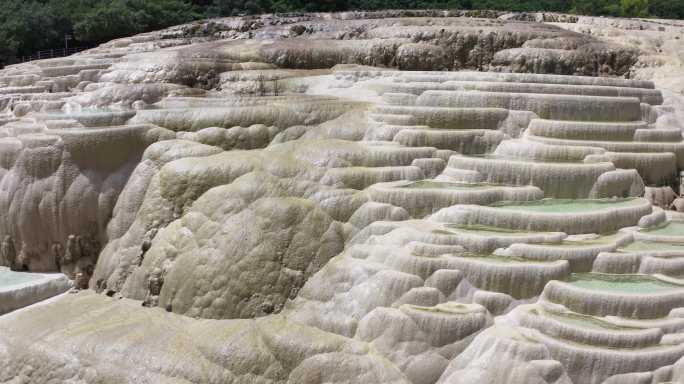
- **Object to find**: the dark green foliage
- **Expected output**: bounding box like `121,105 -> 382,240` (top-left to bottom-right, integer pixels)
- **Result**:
0,0 -> 682,67
205,0 -> 274,16
199,0 -> 680,16
73,0 -> 199,42
648,0 -> 684,19
469,0 -> 570,12
0,0 -> 199,65
571,0 -> 652,17
72,1 -> 141,43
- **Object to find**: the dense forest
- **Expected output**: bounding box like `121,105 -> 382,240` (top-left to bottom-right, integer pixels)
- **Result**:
0,0 -> 682,66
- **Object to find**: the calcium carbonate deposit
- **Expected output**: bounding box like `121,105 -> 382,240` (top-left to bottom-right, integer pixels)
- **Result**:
2,10 -> 684,384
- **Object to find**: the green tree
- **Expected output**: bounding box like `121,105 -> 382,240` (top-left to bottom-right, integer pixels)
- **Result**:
648,0 -> 684,19
129,0 -> 200,31
73,0 -> 139,43
621,0 -> 649,17
73,0 -> 198,43
0,1 -> 69,58
206,0 -> 273,16
0,31 -> 19,66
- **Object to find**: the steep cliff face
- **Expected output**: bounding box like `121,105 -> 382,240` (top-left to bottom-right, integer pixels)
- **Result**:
1,11 -> 684,384
0,123 -> 169,275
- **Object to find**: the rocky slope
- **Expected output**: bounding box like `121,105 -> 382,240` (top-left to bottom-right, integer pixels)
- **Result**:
1,10 -> 684,384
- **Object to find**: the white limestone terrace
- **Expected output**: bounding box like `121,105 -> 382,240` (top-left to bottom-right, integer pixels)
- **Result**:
0,267 -> 71,315
0,10 -> 684,384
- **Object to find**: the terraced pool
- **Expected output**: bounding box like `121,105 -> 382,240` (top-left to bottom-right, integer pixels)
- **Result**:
0,267 -> 72,316
445,223 -> 554,237
620,241 -> 684,253
452,252 -> 544,264
530,307 -> 633,331
553,233 -> 625,247
568,273 -> 684,294
0,268 -> 43,288
399,180 -> 491,189
640,222 -> 684,237
492,198 -> 642,213
466,154 -> 586,164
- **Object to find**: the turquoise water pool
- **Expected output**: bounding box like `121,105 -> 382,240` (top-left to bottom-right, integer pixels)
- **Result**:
399,180 -> 490,189
620,241 -> 684,253
568,273 -> 684,294
492,198 -> 640,213
445,223 -> 547,237
530,307 -> 632,331
0,268 -> 43,288
640,222 -> 684,237
549,233 -> 624,248
451,252 -> 541,264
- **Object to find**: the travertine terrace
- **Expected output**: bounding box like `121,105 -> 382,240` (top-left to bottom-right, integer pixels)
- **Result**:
1,10 -> 684,384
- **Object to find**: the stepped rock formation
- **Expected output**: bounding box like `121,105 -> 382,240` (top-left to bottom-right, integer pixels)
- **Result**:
1,10 -> 684,384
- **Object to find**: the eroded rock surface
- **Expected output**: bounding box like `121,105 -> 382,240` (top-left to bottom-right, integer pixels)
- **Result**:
1,10 -> 684,384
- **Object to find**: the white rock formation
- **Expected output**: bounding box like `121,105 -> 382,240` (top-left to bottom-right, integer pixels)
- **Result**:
0,10 -> 683,384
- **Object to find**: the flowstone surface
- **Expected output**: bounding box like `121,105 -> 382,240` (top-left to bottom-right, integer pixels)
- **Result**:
1,9 -> 684,384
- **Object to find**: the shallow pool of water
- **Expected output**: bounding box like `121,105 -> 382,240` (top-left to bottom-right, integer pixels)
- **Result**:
550,233 -> 624,248
532,308 -> 633,331
620,241 -> 684,253
492,198 -> 640,213
399,180 -> 490,190
568,273 -> 684,294
465,154 -> 584,164
445,223 -> 544,237
452,252 -> 540,264
0,268 -> 43,288
640,222 -> 684,237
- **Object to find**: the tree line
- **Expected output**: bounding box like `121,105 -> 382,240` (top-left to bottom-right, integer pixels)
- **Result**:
1,0 -> 682,66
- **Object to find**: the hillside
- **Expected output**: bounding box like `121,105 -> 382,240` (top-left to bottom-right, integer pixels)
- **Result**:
0,10 -> 684,384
